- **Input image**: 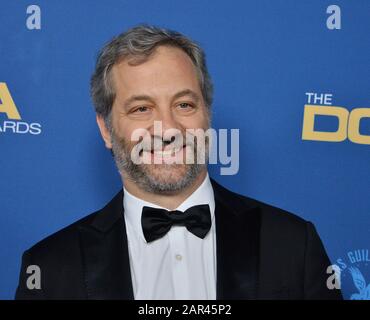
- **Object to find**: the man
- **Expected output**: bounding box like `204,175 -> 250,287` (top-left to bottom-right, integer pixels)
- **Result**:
15,25 -> 342,300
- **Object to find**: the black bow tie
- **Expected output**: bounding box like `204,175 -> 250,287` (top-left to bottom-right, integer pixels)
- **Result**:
141,204 -> 212,243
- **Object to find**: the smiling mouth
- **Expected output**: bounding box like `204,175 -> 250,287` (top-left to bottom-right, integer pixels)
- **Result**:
150,145 -> 186,157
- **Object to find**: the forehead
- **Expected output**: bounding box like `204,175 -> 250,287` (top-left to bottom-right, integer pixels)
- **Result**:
111,46 -> 201,98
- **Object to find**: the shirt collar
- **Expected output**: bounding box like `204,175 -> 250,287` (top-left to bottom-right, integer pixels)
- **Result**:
123,173 -> 215,243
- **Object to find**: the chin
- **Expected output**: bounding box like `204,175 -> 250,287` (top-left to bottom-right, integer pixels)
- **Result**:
144,163 -> 189,185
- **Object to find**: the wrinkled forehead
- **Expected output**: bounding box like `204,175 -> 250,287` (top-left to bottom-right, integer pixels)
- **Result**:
110,46 -> 203,101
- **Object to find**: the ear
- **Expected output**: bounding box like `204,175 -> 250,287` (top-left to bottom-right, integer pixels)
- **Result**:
96,115 -> 113,149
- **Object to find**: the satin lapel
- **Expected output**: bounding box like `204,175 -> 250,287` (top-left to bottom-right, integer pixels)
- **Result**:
212,180 -> 261,300
78,191 -> 134,300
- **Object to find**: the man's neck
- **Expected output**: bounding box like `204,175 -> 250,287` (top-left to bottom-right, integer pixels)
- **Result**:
122,170 -> 208,210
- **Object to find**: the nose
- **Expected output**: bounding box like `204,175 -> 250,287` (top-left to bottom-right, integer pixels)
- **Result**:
157,108 -> 178,131
153,108 -> 182,141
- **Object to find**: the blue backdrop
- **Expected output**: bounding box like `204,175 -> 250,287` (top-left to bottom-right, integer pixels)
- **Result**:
0,0 -> 369,300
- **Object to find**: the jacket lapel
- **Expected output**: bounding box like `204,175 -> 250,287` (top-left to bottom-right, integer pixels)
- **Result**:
78,190 -> 134,300
212,179 -> 261,300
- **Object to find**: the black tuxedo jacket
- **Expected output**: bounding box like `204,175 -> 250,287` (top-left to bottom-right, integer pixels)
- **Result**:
15,179 -> 342,300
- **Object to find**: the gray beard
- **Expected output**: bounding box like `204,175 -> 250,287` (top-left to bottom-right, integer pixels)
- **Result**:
110,132 -> 207,194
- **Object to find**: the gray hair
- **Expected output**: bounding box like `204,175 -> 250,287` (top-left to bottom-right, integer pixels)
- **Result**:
90,24 -> 213,124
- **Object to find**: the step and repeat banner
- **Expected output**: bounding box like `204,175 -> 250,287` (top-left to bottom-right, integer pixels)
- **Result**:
0,0 -> 369,300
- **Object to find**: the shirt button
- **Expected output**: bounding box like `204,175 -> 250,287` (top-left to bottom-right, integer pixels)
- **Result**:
175,254 -> 182,261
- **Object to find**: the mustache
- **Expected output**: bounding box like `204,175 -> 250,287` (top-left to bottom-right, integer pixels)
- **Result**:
136,133 -> 195,152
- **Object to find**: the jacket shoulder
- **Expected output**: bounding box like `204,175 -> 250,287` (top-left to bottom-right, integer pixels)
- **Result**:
212,178 -> 308,229
26,190 -> 123,257
25,210 -> 99,260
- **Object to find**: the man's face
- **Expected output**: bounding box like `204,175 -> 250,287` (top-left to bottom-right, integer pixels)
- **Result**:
99,45 -> 210,194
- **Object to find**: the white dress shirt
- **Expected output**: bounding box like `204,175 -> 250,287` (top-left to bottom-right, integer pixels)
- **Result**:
123,174 -> 217,300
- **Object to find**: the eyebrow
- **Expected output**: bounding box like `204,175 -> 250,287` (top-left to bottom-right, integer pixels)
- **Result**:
172,89 -> 200,103
122,89 -> 201,110
123,94 -> 155,110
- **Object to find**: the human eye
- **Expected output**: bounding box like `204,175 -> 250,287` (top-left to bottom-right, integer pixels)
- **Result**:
176,102 -> 195,111
131,106 -> 151,114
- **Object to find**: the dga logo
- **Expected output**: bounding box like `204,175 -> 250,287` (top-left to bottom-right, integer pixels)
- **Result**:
335,248 -> 370,300
302,92 -> 370,145
0,82 -> 42,135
